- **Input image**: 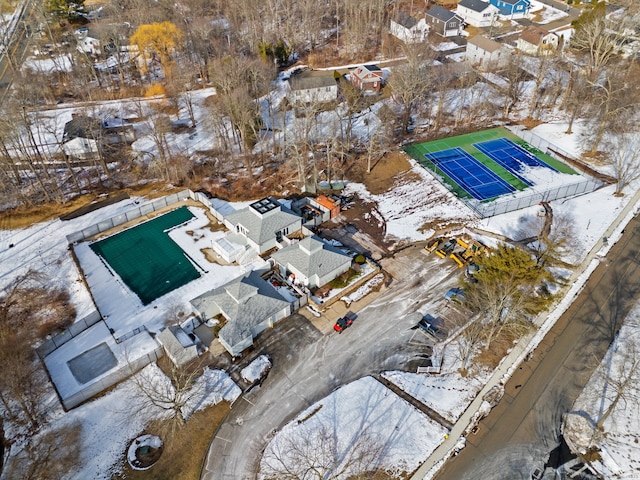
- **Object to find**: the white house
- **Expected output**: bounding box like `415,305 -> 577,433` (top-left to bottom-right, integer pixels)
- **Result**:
157,325 -> 198,367
456,0 -> 500,28
516,25 -> 559,56
390,12 -> 428,43
270,236 -> 353,289
223,197 -> 302,255
286,69 -> 338,105
75,28 -> 101,55
190,271 -> 292,356
466,35 -> 511,70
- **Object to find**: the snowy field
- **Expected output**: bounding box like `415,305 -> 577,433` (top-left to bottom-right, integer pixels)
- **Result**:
563,305 -> 640,479
259,377 -> 449,479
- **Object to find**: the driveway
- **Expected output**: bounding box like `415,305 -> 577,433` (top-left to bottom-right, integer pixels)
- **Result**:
201,245 -> 460,479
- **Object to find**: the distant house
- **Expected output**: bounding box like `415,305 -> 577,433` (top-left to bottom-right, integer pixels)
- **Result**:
157,325 -> 198,367
287,69 -> 338,105
390,12 -> 428,43
75,28 -> 102,55
489,0 -> 531,19
516,25 -> 559,56
62,113 -> 136,161
350,65 -> 384,93
466,35 -> 511,70
426,6 -> 463,37
222,197 -> 302,255
270,236 -> 352,289
456,0 -> 500,28
190,271 -> 292,356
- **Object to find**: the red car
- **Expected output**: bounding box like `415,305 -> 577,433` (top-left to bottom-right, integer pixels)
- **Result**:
334,312 -> 357,333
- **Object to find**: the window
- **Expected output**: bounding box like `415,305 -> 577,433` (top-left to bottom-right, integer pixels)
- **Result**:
483,13 -> 491,17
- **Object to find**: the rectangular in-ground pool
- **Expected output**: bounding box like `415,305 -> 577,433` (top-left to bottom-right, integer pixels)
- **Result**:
90,206 -> 201,305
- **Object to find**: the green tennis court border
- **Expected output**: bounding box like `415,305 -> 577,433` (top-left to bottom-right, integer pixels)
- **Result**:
90,206 -> 201,305
403,128 -> 578,202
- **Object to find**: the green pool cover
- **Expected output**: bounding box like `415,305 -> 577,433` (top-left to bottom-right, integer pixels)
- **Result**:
90,206 -> 201,305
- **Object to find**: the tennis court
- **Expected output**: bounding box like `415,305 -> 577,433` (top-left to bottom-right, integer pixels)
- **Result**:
90,206 -> 201,305
474,138 -> 558,177
425,147 -> 516,200
403,127 -> 578,203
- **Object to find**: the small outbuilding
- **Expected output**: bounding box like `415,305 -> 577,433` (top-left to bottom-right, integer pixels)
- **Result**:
157,325 -> 198,367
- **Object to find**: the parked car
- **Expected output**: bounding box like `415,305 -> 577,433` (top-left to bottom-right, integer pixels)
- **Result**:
417,314 -> 446,340
445,287 -> 465,303
334,311 -> 357,333
306,304 -> 322,317
530,466 -> 544,480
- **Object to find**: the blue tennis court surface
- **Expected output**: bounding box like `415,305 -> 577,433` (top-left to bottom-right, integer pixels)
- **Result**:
474,139 -> 558,185
425,148 -> 516,200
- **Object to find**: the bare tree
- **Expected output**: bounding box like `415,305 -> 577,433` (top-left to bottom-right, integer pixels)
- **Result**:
386,44 -> 434,135
129,361 -> 206,438
604,133 -> 640,196
570,4 -> 626,81
260,423 -> 385,480
2,422 -> 82,480
585,73 -> 638,153
0,271 -> 73,437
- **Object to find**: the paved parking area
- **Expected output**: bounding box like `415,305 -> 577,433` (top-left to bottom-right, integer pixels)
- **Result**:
201,243 -> 461,479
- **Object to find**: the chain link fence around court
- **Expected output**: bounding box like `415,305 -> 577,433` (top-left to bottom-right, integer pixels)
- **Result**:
461,129 -> 604,218
463,177 -> 603,218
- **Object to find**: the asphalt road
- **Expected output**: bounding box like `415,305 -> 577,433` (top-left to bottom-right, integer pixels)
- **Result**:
434,215 -> 640,480
201,246 -> 460,480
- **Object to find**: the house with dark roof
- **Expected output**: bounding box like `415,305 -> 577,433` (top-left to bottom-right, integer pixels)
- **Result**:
390,12 -> 428,43
270,236 -> 352,289
456,0 -> 500,28
489,0 -> 531,19
286,69 -> 338,105
466,35 -> 511,70
426,6 -> 463,37
190,271 -> 292,356
516,25 -> 558,56
350,65 -> 384,93
62,113 -> 136,161
222,197 -> 303,255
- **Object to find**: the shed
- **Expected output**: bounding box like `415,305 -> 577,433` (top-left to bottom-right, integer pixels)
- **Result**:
156,325 -> 198,367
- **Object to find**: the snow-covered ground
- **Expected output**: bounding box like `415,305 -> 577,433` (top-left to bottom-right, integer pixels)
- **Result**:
563,305 -> 640,479
259,376 -> 449,479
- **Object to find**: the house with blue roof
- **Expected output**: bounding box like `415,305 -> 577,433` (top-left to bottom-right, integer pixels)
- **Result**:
490,0 -> 531,19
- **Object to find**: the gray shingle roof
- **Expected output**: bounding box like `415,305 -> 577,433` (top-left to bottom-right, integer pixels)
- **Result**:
224,198 -> 301,246
395,11 -> 419,29
288,70 -> 337,91
270,236 -> 352,281
427,5 -> 459,22
190,271 -> 290,347
458,0 -> 494,13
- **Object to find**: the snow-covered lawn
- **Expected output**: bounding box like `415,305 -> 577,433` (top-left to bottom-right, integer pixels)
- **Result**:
563,306 -> 640,479
259,376 -> 449,479
383,365 -> 492,425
